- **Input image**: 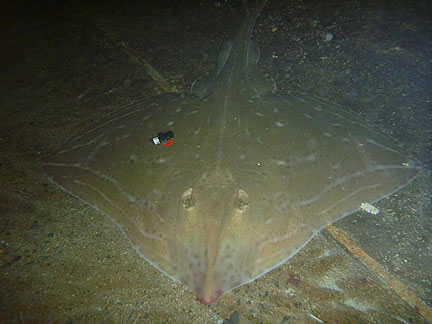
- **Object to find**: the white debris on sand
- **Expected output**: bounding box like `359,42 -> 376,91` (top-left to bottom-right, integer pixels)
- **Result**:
360,202 -> 380,215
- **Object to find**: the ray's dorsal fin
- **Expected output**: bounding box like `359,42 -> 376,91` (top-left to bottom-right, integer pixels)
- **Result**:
243,40 -> 276,97
192,0 -> 275,100
192,40 -> 275,99
191,41 -> 233,98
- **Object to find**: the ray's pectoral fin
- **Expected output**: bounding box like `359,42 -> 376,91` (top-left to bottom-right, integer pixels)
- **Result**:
191,40 -> 233,98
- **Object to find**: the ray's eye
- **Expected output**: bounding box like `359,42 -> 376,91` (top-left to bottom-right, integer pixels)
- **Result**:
237,189 -> 250,211
181,188 -> 194,209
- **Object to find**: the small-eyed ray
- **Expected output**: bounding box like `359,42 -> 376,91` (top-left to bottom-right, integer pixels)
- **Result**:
42,0 -> 421,304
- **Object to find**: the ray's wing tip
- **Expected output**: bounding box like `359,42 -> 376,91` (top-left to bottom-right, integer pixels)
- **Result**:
406,157 -> 423,172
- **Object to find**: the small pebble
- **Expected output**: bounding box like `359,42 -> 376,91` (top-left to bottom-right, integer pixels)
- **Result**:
325,33 -> 334,41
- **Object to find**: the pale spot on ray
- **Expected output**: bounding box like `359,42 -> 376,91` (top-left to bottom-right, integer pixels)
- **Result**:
155,157 -> 168,164
297,95 -> 306,102
307,138 -> 318,148
281,97 -> 293,106
186,110 -> 198,116
305,154 -> 316,162
331,163 -> 341,171
257,136 -> 265,145
342,137 -> 350,143
129,154 -> 137,161
265,218 -> 274,225
274,159 -> 289,166
116,134 -> 130,141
